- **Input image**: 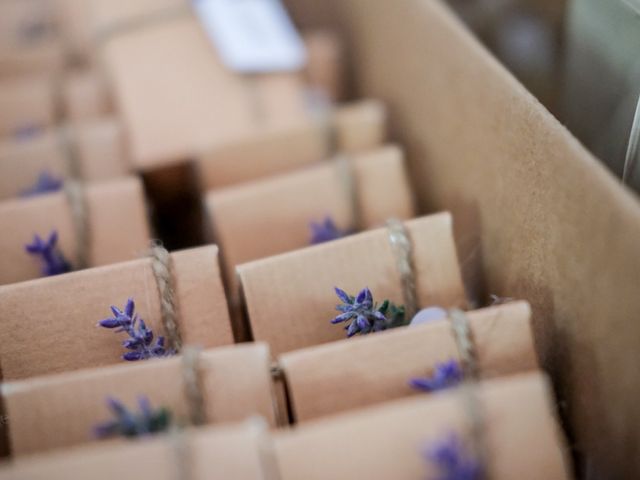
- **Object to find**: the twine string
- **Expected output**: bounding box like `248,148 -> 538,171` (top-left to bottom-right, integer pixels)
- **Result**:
181,346 -> 206,427
169,426 -> 194,480
447,308 -> 490,479
148,242 -> 183,351
335,155 -> 361,232
386,218 -> 418,320
63,180 -> 90,270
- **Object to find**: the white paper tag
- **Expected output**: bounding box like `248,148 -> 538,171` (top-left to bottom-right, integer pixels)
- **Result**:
192,0 -> 307,73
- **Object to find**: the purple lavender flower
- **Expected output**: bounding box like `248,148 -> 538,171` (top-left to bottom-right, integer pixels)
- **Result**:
425,433 -> 482,480
25,231 -> 72,276
98,298 -> 174,361
93,396 -> 172,439
310,216 -> 348,244
13,124 -> 42,141
331,287 -> 406,337
410,360 -> 463,393
20,171 -> 63,198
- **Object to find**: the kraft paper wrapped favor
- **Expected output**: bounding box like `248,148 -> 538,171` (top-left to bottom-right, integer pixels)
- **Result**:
207,145 -> 414,308
62,69 -> 112,122
280,301 -> 538,422
274,372 -> 572,480
0,118 -> 130,199
101,12 -> 311,170
3,343 -> 277,455
0,74 -> 56,137
238,212 -> 466,355
0,41 -> 65,79
0,176 -> 149,285
0,419 -> 274,480
197,99 -> 387,190
304,30 -> 345,102
0,244 -> 232,380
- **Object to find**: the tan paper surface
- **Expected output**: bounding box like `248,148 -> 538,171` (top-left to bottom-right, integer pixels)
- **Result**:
102,13 -> 311,169
4,343 -> 276,455
307,0 -> 640,475
196,99 -> 387,190
0,176 -> 149,284
281,301 -> 538,421
208,145 -> 414,306
304,30 -> 344,101
0,244 -> 232,380
238,212 -> 466,355
0,42 -> 64,79
0,420 -> 273,480
274,373 -> 572,480
0,74 -> 56,137
0,0 -> 56,49
62,69 -> 112,122
0,118 -> 130,199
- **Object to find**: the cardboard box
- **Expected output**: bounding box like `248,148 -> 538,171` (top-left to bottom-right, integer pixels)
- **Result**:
283,0 -> 640,475
238,213 -> 466,355
0,245 -> 232,380
3,343 -> 276,455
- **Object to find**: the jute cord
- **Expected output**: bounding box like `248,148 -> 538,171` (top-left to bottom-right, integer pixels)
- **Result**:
63,180 -> 90,270
335,155 -> 362,232
386,218 -> 418,320
170,426 -> 194,480
181,346 -> 206,427
448,308 -> 490,479
148,242 -> 183,351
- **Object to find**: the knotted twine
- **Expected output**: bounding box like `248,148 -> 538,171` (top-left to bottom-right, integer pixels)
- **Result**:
386,218 -> 418,321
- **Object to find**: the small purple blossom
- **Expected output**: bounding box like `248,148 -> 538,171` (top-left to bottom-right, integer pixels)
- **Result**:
13,124 -> 42,141
93,396 -> 172,439
331,287 -> 406,337
20,171 -> 63,197
25,230 -> 71,276
410,360 -> 463,393
310,216 -> 348,244
98,298 -> 174,361
424,433 -> 482,480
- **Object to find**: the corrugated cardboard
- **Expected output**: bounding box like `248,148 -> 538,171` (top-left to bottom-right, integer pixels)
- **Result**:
0,420 -> 274,480
101,12 -> 311,169
0,176 -> 149,285
274,373 -> 572,479
0,74 -> 56,137
196,99 -> 386,190
0,244 -> 232,380
280,301 -> 538,422
238,212 -> 466,355
4,343 -> 277,455
285,0 -> 640,475
0,118 -> 130,199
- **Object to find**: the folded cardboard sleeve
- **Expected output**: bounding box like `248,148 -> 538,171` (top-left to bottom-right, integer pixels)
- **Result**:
207,144 -> 414,304
3,343 -> 276,455
0,176 -> 149,284
238,212 -> 466,355
280,301 -> 538,421
0,245 -> 232,380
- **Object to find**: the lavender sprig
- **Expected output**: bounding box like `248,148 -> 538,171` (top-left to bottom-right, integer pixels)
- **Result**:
93,396 -> 171,439
25,230 -> 71,276
331,287 -> 405,337
425,433 -> 482,480
410,360 -> 463,393
310,216 -> 348,244
20,171 -> 63,198
98,298 -> 175,361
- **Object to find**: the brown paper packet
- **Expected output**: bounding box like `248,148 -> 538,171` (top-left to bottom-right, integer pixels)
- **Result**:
0,41 -> 65,79
304,30 -> 345,102
0,176 -> 149,285
0,419 -> 273,480
62,69 -> 112,122
207,145 -> 414,310
3,343 -> 277,455
238,212 -> 466,355
280,301 -> 538,422
274,372 -> 572,480
0,74 -> 56,137
0,244 -> 232,380
101,13 -> 311,169
0,118 -> 130,199
196,99 -> 387,190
